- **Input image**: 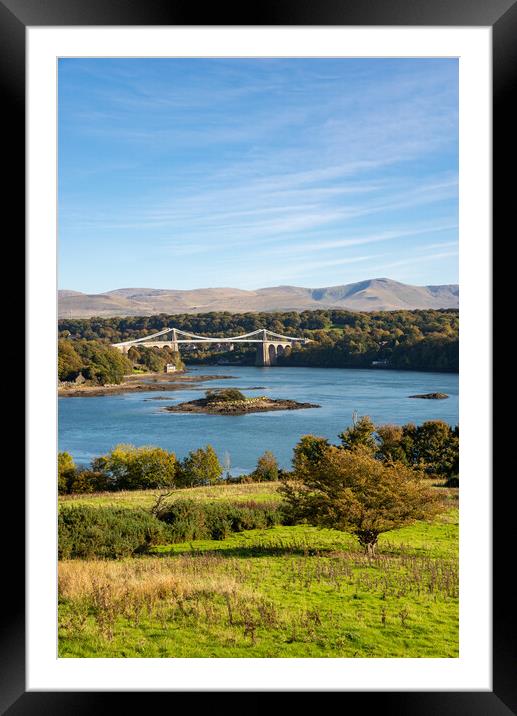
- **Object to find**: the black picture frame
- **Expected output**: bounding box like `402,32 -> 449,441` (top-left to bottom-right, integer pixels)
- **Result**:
5,0 -> 505,711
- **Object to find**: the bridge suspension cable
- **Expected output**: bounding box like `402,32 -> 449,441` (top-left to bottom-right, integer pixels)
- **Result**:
112,326 -> 309,347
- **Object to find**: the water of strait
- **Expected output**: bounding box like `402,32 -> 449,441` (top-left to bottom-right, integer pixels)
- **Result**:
59,366 -> 459,474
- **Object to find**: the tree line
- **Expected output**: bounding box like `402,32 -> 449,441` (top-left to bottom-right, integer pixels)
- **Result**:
58,415 -> 459,558
58,416 -> 458,496
58,308 -> 459,373
58,444 -> 280,495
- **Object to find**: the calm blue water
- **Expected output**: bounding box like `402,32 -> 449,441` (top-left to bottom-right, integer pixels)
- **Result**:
58,366 -> 459,474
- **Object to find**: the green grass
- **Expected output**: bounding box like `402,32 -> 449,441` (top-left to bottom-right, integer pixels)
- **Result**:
58,505 -> 458,658
59,481 -> 283,509
59,481 -> 457,510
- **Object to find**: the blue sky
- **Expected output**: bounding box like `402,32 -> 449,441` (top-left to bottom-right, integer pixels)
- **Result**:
58,58 -> 458,293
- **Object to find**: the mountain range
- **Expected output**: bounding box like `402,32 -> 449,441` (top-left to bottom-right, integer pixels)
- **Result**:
58,278 -> 459,318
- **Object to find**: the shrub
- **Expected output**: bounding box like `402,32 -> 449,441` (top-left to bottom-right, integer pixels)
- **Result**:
204,388 -> 246,403
153,499 -> 283,542
67,470 -> 110,494
58,506 -> 171,559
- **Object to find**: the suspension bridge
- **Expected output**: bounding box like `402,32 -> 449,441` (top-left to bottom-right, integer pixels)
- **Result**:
111,327 -> 311,366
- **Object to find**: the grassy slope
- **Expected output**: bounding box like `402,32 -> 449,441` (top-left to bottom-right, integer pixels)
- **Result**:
59,481 -> 285,508
58,483 -> 458,658
59,481 -> 457,509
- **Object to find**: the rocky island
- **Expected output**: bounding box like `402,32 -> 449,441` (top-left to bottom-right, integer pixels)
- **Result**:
408,392 -> 449,400
164,388 -> 320,415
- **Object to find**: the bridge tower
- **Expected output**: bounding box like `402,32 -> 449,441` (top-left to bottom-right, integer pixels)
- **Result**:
170,328 -> 179,352
255,330 -> 289,367
255,329 -> 271,366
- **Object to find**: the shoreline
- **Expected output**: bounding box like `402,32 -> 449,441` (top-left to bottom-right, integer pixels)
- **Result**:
164,396 -> 320,415
58,372 -> 234,398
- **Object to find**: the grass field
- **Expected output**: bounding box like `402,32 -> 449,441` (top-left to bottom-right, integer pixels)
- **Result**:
59,481 -> 285,508
59,481 -> 457,509
58,483 -> 458,658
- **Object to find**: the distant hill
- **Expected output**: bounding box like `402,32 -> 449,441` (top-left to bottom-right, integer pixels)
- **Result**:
58,278 -> 459,318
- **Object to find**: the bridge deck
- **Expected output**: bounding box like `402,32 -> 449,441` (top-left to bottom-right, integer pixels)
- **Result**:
112,327 -> 310,349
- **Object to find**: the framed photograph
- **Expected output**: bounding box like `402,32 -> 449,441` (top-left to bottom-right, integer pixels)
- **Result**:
6,0 -> 507,710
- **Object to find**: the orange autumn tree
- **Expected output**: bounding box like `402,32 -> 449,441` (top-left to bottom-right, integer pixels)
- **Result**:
280,445 -> 442,556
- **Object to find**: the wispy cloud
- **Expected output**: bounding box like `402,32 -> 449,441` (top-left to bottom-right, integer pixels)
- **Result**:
256,224 -> 458,259
58,58 -> 458,292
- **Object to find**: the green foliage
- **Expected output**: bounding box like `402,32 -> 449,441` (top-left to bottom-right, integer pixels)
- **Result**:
66,470 -> 110,494
59,515 -> 458,658
153,499 -> 282,542
58,308 -> 459,373
177,445 -> 223,487
376,421 -> 459,480
205,388 -> 246,403
339,415 -> 377,453
375,424 -> 412,465
281,446 -> 442,554
58,339 -> 132,384
390,336 -> 459,372
251,451 -> 279,482
410,421 -> 459,478
292,435 -> 331,478
268,416 -> 459,489
59,499 -> 283,558
127,344 -> 184,373
58,340 -> 83,381
58,452 -> 76,495
58,506 -> 170,559
91,444 -> 177,491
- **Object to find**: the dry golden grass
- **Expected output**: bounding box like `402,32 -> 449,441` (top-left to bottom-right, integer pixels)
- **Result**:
58,517 -> 458,657
58,556 -> 275,645
58,556 -> 251,604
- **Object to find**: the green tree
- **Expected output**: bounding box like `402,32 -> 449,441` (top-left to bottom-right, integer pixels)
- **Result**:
58,340 -> 83,381
58,451 -> 76,494
280,446 -> 441,556
376,424 -> 411,465
339,414 -> 377,453
252,451 -> 279,482
178,445 -> 223,487
292,435 -> 331,478
411,421 -> 459,479
91,444 -> 177,490
79,341 -> 132,384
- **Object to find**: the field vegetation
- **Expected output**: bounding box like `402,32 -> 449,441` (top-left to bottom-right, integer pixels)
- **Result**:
59,510 -> 458,658
58,413 -> 459,658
